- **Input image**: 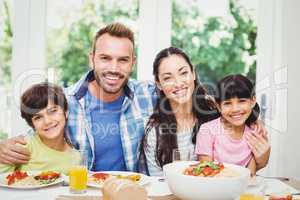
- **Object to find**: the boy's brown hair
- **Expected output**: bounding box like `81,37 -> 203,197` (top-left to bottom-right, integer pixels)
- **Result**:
91,22 -> 135,54
20,82 -> 68,128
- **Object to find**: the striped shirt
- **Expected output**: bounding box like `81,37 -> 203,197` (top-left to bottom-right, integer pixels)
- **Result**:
64,70 -> 157,171
144,127 -> 196,176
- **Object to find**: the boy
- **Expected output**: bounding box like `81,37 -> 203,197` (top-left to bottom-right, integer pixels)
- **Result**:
0,83 -> 79,174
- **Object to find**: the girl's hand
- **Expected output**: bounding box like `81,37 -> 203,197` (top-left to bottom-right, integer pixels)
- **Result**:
246,133 -> 270,170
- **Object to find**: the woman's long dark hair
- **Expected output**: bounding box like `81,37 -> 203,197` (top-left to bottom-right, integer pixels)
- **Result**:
214,74 -> 260,126
140,47 -> 218,169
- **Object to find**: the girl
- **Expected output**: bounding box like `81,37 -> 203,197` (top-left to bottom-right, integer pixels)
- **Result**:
0,83 -> 80,174
195,74 -> 260,175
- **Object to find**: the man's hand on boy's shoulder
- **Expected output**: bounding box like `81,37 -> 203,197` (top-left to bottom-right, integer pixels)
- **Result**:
0,135 -> 30,165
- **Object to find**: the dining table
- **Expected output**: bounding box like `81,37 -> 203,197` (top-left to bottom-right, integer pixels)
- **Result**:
1,175 -> 300,200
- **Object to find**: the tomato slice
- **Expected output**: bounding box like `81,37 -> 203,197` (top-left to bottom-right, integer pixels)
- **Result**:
92,173 -> 110,180
6,170 -> 28,185
202,167 -> 213,176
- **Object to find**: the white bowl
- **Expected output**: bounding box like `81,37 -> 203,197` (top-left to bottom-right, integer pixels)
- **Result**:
163,161 -> 250,200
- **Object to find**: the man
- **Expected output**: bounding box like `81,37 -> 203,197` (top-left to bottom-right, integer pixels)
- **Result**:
0,23 -> 156,172
0,23 -> 270,172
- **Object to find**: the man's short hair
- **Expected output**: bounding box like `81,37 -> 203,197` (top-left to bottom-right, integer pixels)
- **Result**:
92,22 -> 135,54
20,82 -> 68,128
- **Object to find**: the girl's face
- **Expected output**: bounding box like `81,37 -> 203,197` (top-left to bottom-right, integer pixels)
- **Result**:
156,55 -> 196,105
218,97 -> 256,127
32,101 -> 67,141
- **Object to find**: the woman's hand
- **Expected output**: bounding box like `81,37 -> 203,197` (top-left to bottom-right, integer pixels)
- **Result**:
247,122 -> 271,170
250,119 -> 268,140
0,136 -> 30,165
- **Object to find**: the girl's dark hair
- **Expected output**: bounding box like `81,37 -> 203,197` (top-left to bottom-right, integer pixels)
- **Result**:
140,47 -> 218,170
20,82 -> 68,128
214,74 -> 260,126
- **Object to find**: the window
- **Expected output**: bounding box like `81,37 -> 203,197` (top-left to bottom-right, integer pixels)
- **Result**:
0,0 -> 12,140
47,0 -> 139,87
171,0 -> 257,86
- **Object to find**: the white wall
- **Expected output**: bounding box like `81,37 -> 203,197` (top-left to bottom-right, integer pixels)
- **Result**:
281,0 -> 300,180
257,0 -> 300,180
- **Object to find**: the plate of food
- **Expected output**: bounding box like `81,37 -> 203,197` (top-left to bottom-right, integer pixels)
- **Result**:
87,171 -> 150,188
163,161 -> 250,200
0,170 -> 64,189
183,161 -> 242,178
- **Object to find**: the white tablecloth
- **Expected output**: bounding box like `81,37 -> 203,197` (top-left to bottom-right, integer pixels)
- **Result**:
0,176 -> 299,200
0,176 -> 172,200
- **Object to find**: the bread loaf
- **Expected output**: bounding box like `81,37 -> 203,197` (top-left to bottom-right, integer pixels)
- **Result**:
102,177 -> 147,200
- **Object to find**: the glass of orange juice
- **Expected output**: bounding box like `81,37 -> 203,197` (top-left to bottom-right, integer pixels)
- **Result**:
69,150 -> 88,194
240,193 -> 264,200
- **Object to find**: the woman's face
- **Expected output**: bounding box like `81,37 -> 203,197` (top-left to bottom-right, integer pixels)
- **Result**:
157,55 -> 196,105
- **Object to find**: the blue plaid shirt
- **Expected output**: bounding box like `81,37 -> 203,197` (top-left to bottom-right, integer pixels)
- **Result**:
64,70 -> 157,171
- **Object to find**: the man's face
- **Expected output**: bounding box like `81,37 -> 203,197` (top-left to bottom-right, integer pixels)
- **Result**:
89,33 -> 135,95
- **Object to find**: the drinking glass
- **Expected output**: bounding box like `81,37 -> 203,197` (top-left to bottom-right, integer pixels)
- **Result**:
172,148 -> 192,162
69,150 -> 88,194
240,193 -> 264,200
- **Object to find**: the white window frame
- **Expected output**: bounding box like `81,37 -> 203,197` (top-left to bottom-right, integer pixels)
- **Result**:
137,0 -> 171,81
11,0 -> 47,136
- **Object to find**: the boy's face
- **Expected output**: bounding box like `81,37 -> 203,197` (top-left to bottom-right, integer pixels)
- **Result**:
31,101 -> 67,141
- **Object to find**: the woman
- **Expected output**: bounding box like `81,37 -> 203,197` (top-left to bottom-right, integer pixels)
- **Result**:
140,47 -> 270,176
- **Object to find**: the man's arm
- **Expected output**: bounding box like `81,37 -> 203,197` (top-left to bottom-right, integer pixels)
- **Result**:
0,136 -> 30,164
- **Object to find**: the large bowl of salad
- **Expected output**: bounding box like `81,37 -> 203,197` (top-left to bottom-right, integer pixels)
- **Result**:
163,161 -> 250,200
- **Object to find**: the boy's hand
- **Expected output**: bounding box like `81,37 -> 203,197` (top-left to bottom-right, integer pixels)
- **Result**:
0,136 -> 30,164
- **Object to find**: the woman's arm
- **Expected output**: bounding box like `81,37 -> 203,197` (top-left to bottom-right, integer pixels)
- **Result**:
248,120 -> 271,170
198,155 -> 213,162
247,157 -> 257,176
247,133 -> 270,170
143,128 -> 164,177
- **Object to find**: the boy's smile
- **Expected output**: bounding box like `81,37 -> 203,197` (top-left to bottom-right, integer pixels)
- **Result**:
32,101 -> 67,143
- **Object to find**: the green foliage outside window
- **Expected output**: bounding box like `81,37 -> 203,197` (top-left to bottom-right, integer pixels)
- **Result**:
0,0 -> 12,85
0,131 -> 8,141
172,0 -> 257,86
49,0 -> 257,87
47,0 -> 139,86
0,0 -> 256,87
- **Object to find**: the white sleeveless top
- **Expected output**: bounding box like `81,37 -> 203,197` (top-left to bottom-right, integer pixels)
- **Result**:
144,127 -> 196,176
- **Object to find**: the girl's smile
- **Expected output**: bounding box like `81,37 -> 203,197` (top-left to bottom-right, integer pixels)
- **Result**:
219,97 -> 256,127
